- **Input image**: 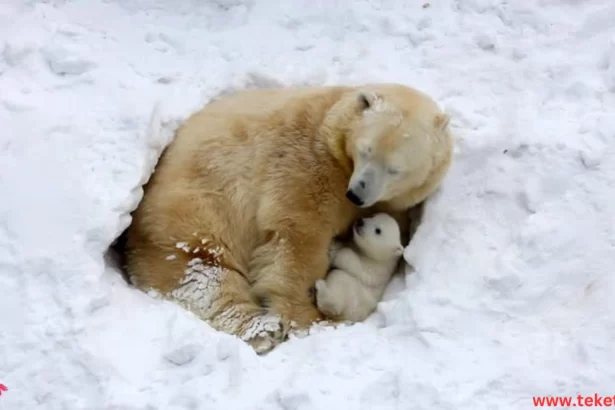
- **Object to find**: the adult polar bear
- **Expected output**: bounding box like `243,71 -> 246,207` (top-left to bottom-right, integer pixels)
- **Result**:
124,83 -> 453,354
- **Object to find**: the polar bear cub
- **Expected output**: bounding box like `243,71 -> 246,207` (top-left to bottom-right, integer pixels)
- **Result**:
315,213 -> 404,322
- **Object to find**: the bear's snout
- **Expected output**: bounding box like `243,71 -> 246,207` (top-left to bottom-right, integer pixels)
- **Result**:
346,189 -> 364,206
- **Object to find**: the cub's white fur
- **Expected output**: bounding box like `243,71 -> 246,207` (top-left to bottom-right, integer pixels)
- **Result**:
315,213 -> 404,322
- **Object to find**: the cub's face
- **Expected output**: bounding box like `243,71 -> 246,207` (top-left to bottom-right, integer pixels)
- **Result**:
345,90 -> 450,209
352,213 -> 403,261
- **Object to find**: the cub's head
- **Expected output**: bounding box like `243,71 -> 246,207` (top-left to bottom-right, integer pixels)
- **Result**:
352,213 -> 403,262
345,84 -> 451,209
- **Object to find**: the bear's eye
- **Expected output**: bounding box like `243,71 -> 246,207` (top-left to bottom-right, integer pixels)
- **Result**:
387,167 -> 400,176
375,228 -> 381,235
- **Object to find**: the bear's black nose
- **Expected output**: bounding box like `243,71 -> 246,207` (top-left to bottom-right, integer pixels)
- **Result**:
346,189 -> 363,206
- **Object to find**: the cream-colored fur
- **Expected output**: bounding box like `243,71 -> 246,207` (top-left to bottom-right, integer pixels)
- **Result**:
316,213 -> 403,322
124,83 -> 453,354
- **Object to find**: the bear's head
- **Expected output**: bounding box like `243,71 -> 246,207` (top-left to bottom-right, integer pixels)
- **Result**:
352,213 -> 404,262
344,84 -> 451,209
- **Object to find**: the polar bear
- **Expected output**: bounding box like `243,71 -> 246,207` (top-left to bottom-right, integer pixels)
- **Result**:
123,83 -> 453,354
315,213 -> 404,322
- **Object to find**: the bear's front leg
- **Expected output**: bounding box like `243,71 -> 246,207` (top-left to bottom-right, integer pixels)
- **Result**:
248,230 -> 331,331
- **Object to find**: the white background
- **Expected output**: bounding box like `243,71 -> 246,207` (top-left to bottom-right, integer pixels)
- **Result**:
1,1 -> 614,409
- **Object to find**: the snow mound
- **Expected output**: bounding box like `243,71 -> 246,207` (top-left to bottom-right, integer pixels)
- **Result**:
1,1 -> 614,409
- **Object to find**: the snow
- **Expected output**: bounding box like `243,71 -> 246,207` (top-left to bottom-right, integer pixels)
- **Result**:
1,0 -> 614,409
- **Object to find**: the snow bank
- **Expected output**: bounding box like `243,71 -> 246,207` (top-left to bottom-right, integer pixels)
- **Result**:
1,0 -> 614,409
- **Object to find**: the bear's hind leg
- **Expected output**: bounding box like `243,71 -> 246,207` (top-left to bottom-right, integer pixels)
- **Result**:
130,234 -> 288,355
204,266 -> 289,354
165,245 -> 288,354
128,186 -> 291,354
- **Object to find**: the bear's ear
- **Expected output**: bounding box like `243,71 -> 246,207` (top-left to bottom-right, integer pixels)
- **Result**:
357,91 -> 380,111
433,113 -> 451,135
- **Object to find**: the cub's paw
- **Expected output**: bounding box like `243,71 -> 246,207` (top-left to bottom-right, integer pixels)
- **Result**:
314,279 -> 327,293
327,240 -> 344,264
242,313 -> 289,355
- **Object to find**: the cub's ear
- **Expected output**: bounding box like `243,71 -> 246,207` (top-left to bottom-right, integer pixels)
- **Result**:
357,91 -> 381,111
394,244 -> 404,257
433,113 -> 451,135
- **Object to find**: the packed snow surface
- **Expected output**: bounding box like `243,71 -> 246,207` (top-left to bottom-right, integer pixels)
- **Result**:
1,1 -> 614,409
